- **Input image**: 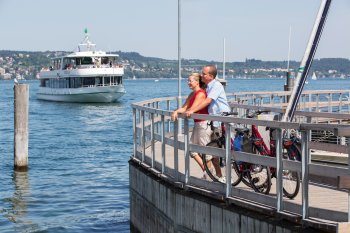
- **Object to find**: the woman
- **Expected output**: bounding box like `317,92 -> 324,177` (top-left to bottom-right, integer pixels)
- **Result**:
171,73 -> 211,177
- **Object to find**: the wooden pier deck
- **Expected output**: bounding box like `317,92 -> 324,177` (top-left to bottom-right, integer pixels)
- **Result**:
144,137 -> 349,221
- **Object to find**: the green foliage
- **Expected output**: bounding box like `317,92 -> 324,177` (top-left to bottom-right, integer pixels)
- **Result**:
0,50 -> 349,80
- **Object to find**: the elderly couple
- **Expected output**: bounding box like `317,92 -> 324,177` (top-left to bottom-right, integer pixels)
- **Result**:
171,64 -> 230,181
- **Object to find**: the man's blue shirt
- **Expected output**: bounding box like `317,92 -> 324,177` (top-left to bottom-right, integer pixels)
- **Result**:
206,79 -> 230,127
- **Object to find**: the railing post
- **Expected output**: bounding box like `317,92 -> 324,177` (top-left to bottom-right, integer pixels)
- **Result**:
141,110 -> 145,163
133,108 -> 137,158
184,118 -> 190,184
348,136 -> 350,222
348,91 -> 350,113
167,100 -> 171,132
301,130 -> 311,219
174,120 -> 179,181
161,115 -> 166,174
148,103 -> 151,119
225,123 -> 232,198
270,95 -> 273,107
306,116 -> 312,124
309,93 -> 312,112
153,102 -> 158,133
276,128 -> 283,212
151,113 -> 155,168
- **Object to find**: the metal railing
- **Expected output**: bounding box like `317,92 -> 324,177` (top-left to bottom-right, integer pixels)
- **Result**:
131,91 -> 350,228
229,89 -> 350,114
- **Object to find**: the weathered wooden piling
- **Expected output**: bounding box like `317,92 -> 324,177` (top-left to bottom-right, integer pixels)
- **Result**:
14,84 -> 29,171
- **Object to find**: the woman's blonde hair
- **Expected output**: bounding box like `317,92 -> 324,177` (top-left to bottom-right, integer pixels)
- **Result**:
189,72 -> 206,89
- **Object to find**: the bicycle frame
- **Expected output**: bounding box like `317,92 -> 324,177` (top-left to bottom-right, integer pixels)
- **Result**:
251,125 -> 271,156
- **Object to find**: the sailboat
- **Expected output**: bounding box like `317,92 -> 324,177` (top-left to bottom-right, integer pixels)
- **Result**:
311,72 -> 317,80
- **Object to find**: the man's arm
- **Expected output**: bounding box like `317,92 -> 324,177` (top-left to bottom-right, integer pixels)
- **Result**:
185,97 -> 212,117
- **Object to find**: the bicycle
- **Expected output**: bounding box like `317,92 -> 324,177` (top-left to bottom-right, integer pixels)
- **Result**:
245,110 -> 301,199
201,110 -> 302,198
201,112 -> 271,194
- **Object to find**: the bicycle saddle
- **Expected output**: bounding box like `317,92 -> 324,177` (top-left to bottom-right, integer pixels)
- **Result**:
235,127 -> 250,135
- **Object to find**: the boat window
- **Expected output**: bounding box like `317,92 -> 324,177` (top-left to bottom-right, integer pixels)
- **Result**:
81,57 -> 93,65
95,77 -> 102,86
75,58 -> 82,66
63,58 -> 76,69
101,57 -> 109,65
40,79 -> 46,87
104,77 -> 110,85
53,59 -> 61,70
83,77 -> 95,86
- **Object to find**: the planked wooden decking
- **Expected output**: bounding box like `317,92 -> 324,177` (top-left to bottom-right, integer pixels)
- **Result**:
142,137 -> 349,222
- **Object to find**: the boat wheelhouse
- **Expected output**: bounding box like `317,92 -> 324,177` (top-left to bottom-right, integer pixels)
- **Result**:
37,30 -> 126,103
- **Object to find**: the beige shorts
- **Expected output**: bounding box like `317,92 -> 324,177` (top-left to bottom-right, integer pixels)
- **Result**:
190,121 -> 212,159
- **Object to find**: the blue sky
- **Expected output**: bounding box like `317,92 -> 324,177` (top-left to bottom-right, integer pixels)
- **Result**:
0,0 -> 349,61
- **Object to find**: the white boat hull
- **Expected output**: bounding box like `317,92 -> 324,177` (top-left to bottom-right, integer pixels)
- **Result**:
37,85 -> 126,103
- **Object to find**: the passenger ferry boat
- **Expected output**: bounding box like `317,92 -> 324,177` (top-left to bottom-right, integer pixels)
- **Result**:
37,30 -> 126,103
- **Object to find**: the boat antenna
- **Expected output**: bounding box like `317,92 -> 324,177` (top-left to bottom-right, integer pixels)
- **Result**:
78,28 -> 96,52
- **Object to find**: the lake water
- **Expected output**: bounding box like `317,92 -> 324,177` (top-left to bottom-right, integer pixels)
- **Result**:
0,78 -> 349,232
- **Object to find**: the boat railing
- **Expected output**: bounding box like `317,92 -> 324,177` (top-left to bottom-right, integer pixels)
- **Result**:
131,92 -> 350,227
82,82 -> 122,88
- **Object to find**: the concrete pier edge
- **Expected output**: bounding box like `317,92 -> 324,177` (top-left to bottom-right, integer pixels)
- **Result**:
129,159 -> 332,233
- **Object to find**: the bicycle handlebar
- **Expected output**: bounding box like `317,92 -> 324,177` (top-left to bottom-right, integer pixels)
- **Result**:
247,110 -> 270,118
222,112 -> 238,116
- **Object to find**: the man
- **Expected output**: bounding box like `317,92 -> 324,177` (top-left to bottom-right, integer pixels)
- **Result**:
185,64 -> 230,181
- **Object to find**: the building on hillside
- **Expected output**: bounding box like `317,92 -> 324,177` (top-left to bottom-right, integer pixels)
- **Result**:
1,73 -> 12,80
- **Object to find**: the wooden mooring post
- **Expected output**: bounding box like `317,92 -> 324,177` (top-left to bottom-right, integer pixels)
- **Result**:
14,84 -> 29,171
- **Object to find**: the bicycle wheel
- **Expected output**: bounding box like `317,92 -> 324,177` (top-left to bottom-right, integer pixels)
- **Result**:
248,143 -> 272,194
235,162 -> 252,187
248,164 -> 271,195
202,140 -> 242,185
282,145 -> 301,199
231,161 -> 243,186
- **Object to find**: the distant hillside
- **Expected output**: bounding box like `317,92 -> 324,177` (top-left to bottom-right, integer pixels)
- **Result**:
0,50 -> 349,80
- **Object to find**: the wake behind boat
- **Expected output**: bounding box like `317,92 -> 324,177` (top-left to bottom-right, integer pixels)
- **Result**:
37,29 -> 126,103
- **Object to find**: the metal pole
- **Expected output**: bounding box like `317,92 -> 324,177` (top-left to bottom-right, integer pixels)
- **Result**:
141,110 -> 145,163
223,37 -> 226,80
282,0 -> 332,122
276,128 -> 283,212
225,123 -> 231,198
161,115 -> 166,174
173,120 -> 179,181
177,0 -> 182,134
184,118 -> 189,185
348,137 -> 350,222
301,130 -> 311,219
151,113 -> 155,168
167,100 -> 171,132
133,108 -> 137,158
287,26 -> 292,72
